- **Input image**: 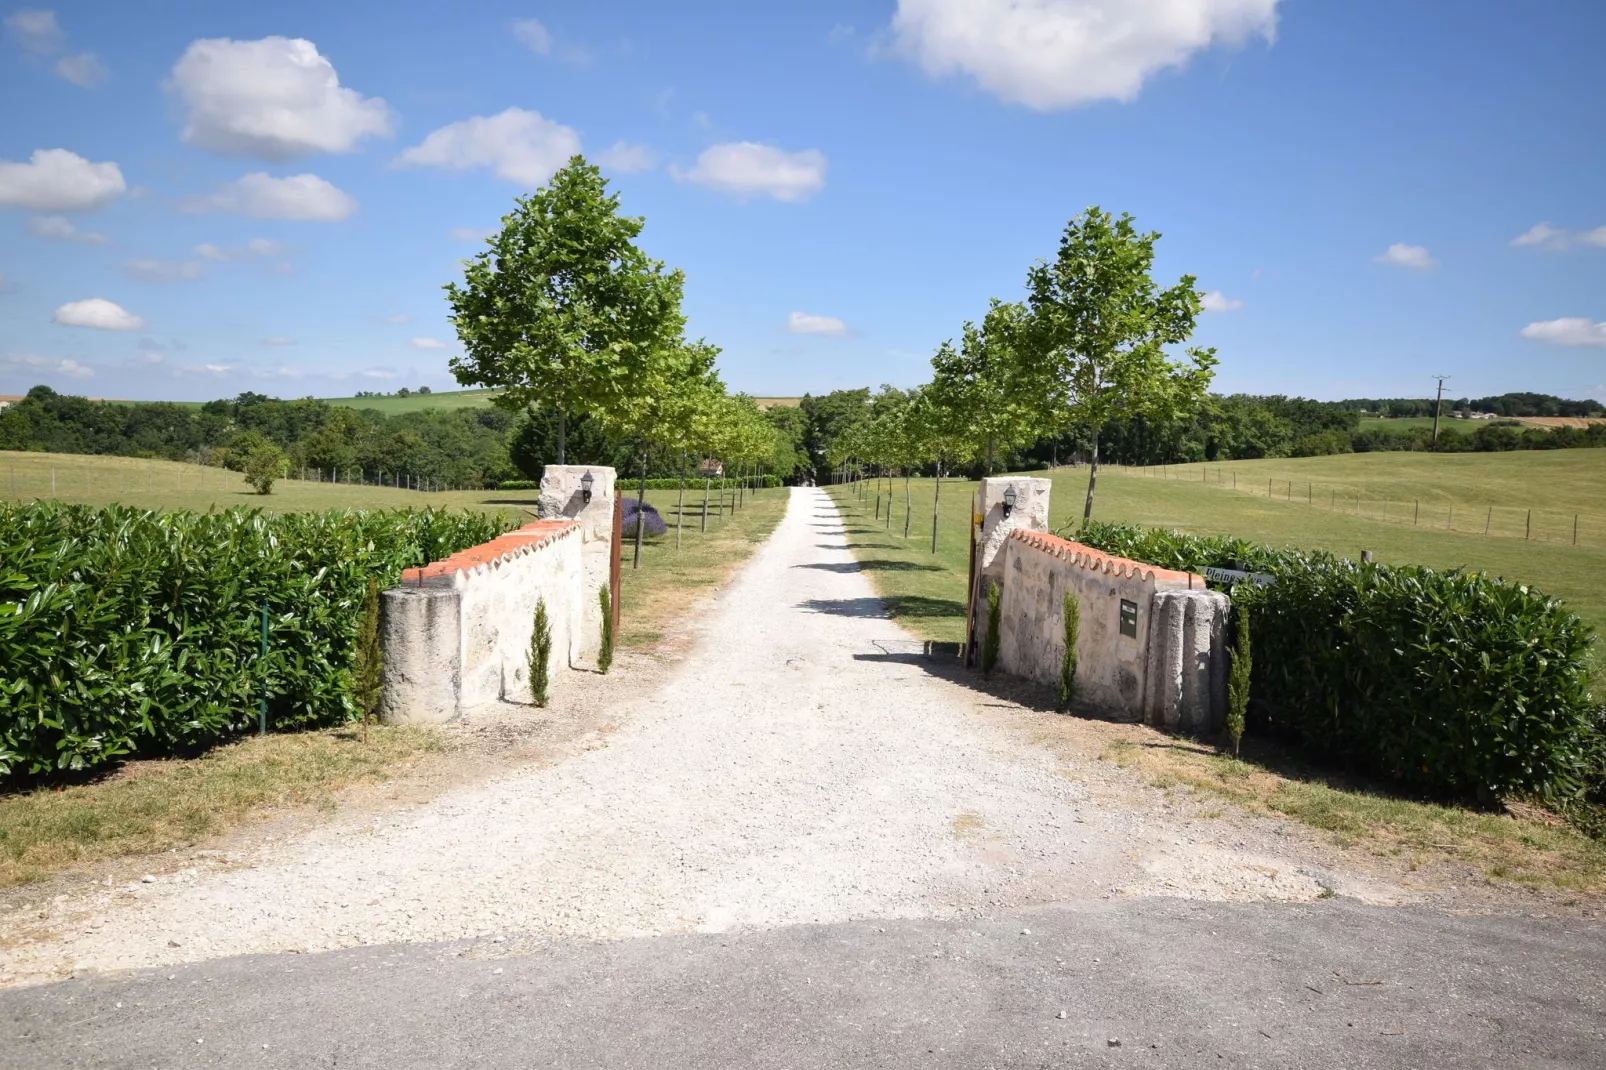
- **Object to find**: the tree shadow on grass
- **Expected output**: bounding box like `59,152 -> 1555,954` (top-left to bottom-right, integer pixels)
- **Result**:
795,559 -> 945,574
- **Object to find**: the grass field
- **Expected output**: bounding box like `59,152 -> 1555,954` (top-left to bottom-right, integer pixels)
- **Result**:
321,388 -> 501,414
829,454 -> 1606,651
0,452 -> 785,886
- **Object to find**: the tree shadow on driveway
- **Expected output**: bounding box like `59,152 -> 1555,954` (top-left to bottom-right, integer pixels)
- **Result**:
796,595 -> 966,620
795,560 -> 945,574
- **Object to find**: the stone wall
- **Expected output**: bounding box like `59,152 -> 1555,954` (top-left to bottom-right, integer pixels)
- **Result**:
972,475 -> 1229,732
997,530 -> 1228,732
380,464 -> 618,725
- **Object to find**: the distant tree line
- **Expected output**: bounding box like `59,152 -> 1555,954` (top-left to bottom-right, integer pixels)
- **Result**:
793,387 -> 1606,478
1336,392 -> 1603,419
0,384 -> 810,489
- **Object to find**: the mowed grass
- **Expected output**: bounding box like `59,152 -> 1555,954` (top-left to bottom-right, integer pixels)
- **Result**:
1118,449 -> 1606,546
827,454 -> 1606,892
0,726 -> 437,888
0,454 -> 787,886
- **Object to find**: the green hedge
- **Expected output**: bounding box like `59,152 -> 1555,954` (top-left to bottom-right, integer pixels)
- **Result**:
1075,520 -> 1602,802
495,475 -> 783,491
0,502 -> 509,778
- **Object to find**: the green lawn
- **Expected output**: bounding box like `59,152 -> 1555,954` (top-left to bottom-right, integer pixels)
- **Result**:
827,452 -> 1606,660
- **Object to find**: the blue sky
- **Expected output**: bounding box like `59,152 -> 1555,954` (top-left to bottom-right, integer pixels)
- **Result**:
2,0 -> 1604,403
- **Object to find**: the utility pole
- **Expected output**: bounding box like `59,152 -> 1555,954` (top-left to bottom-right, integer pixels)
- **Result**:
1430,374 -> 1450,450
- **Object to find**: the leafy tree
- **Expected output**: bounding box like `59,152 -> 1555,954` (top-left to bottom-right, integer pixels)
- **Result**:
1022,207 -> 1217,520
243,442 -> 289,494
352,577 -> 383,740
927,301 -> 1038,476
445,155 -> 686,463
528,597 -> 552,707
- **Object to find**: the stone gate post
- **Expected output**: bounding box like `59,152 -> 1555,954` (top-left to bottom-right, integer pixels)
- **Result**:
970,476 -> 1051,660
537,465 -> 616,668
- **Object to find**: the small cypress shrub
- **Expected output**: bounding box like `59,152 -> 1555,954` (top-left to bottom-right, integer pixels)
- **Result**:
1058,591 -> 1079,710
598,583 -> 614,674
982,580 -> 1001,677
352,576 -> 383,740
528,596 -> 552,707
1225,607 -> 1250,756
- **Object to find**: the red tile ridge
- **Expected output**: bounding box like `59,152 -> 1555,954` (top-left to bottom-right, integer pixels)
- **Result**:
400,519 -> 579,585
1007,528 -> 1203,587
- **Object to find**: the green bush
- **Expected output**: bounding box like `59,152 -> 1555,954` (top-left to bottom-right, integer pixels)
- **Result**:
528,597 -> 551,707
1225,608 -> 1250,756
598,583 -> 614,674
1058,591 -> 1078,710
982,581 -> 1001,678
1076,520 -> 1601,802
0,501 -> 508,779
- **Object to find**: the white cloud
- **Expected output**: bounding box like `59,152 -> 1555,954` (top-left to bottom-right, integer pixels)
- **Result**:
192,237 -> 287,260
1511,222 -> 1606,252
786,311 -> 848,335
167,36 -> 392,161
598,141 -> 657,173
28,214 -> 110,244
672,142 -> 827,202
395,108 -> 581,186
888,0 -> 1281,111
1520,318 -> 1606,348
4,352 -> 95,379
52,297 -> 145,331
411,337 -> 449,349
120,259 -> 206,284
1374,243 -> 1436,270
1200,290 -> 1244,313
448,226 -> 495,243
381,313 -> 413,324
5,9 -> 62,54
0,148 -> 124,212
55,52 -> 106,87
181,172 -> 357,221
260,336 -> 297,346
512,18 -> 552,54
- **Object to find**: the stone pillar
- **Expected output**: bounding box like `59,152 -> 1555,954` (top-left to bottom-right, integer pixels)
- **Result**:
538,465 -> 616,668
1143,588 -> 1229,733
972,476 -> 1050,659
379,585 -> 462,725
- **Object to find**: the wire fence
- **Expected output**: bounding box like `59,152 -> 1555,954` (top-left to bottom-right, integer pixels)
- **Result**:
1112,461 -> 1604,550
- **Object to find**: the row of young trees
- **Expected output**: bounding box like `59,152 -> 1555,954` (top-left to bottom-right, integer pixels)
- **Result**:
828,208 -> 1218,536
444,156 -> 797,517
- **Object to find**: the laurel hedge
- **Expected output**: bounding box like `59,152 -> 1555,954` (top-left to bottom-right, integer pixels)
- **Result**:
0,502 -> 508,779
1076,520 -> 1602,803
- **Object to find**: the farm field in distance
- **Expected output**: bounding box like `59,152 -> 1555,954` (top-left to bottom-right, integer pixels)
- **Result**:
320,387 -> 501,414
827,450 -> 1606,672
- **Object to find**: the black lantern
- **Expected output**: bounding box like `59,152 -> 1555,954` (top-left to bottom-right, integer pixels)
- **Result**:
1001,484 -> 1017,517
580,471 -> 594,505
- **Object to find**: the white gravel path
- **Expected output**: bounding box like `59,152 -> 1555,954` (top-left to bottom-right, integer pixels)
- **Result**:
1,489 -> 1372,986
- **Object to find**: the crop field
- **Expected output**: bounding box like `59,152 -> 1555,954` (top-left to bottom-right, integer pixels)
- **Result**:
321,388 -> 501,414
827,451 -> 1606,664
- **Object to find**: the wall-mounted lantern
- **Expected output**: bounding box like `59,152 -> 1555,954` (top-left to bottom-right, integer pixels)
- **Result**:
580,471 -> 594,505
1001,484 -> 1017,518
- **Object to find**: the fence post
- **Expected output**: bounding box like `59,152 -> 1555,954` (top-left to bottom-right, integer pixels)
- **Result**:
1525,509 -> 1532,541
1269,477 -> 1273,497
1485,506 -> 1491,535
1414,500 -> 1419,525
1574,514 -> 1579,546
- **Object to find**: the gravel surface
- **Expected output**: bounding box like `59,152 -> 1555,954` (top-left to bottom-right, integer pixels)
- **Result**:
0,489 -> 1403,987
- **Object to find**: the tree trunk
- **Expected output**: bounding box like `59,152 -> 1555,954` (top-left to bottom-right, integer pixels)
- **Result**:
676,450 -> 686,551
633,453 -> 646,570
931,462 -> 942,553
1081,433 -> 1101,522
903,471 -> 911,538
702,476 -> 710,531
556,406 -> 567,466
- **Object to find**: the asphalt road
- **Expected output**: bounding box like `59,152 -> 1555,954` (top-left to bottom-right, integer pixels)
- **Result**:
3,897 -> 1600,1069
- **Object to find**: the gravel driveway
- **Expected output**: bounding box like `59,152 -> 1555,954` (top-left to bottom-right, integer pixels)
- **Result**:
1,488 -> 1395,987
